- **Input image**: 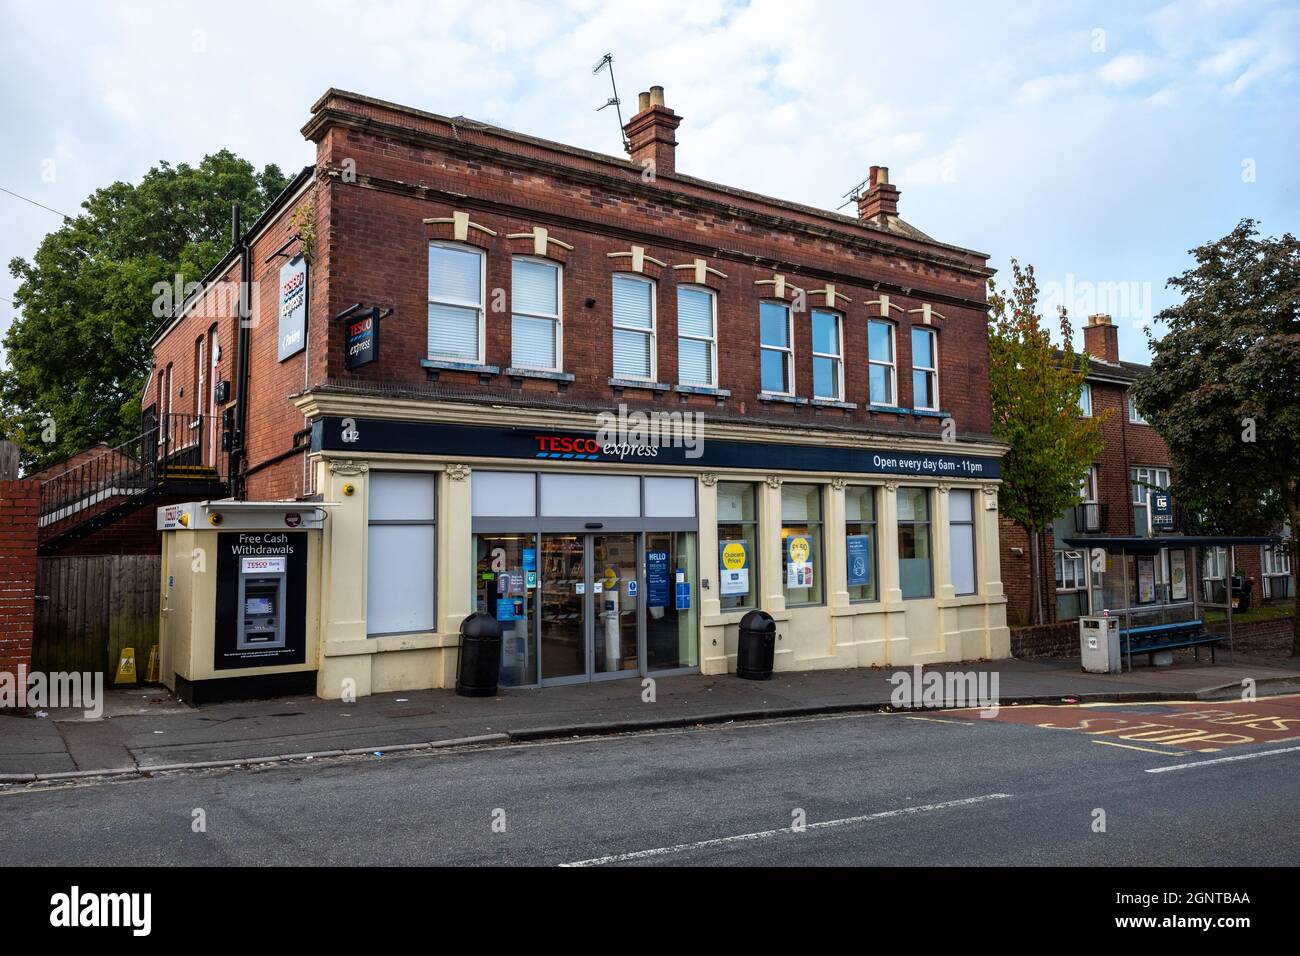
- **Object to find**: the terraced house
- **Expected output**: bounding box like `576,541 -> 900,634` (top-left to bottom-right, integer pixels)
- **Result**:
145,85 -> 1012,698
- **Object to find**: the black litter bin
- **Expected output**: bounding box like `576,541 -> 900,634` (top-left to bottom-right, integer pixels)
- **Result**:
736,609 -> 776,681
456,611 -> 503,697
1234,576 -> 1254,613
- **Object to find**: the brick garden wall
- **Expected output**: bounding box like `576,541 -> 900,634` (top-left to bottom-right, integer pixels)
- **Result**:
0,480 -> 40,677
1012,612 -> 1297,660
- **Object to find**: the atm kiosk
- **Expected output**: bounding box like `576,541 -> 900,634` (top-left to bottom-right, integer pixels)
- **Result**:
158,501 -> 327,704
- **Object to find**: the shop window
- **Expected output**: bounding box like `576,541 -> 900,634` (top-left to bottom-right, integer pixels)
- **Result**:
612,273 -> 655,380
949,489 -> 976,595
540,473 -> 640,517
644,477 -> 696,517
471,471 -> 537,517
677,285 -> 717,387
428,242 -> 485,363
717,482 -> 759,611
845,485 -> 879,603
781,483 -> 824,606
808,309 -> 842,401
760,301 -> 793,394
511,257 -> 562,371
897,487 -> 932,599
367,472 -> 437,636
868,319 -> 896,406
911,327 -> 938,410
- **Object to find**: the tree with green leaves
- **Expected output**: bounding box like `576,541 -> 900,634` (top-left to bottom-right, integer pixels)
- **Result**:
1130,219 -> 1300,655
1,150 -> 288,472
988,260 -> 1107,625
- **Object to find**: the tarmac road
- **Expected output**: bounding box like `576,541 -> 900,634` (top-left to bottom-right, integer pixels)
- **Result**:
3,702 -> 1298,866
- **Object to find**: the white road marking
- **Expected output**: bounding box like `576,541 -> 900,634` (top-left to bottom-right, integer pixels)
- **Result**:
1145,743 -> 1300,774
560,792 -> 1013,867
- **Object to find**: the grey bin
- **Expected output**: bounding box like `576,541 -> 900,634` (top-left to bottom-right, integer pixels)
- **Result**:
456,611 -> 503,697
736,609 -> 776,681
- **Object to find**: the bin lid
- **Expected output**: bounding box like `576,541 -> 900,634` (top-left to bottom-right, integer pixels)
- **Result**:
461,610 -> 504,638
738,609 -> 776,631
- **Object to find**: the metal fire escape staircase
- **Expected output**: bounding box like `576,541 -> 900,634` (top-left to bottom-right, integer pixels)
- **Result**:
37,413 -> 229,555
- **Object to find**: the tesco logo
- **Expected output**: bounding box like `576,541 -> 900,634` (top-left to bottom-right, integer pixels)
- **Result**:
534,435 -> 601,455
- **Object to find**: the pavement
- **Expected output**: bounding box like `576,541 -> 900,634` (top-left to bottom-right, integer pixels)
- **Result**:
4,649 -> 1299,782
4,695 -> 1298,866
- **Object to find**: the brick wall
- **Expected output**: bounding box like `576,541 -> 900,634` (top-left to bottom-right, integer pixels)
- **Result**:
1208,612 -> 1296,657
1009,620 -> 1078,658
150,89 -> 1003,511
309,112 -> 995,442
0,480 -> 40,677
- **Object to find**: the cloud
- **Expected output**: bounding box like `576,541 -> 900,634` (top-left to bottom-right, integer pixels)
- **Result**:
1100,53 -> 1161,87
0,0 -> 1297,368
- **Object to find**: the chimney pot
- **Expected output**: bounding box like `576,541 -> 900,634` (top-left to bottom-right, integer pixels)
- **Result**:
857,164 -> 900,222
624,85 -> 682,177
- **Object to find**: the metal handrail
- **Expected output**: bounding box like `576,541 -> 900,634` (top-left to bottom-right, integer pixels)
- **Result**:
38,413 -> 225,537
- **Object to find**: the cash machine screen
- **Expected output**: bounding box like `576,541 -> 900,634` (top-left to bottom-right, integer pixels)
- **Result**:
245,595 -> 275,616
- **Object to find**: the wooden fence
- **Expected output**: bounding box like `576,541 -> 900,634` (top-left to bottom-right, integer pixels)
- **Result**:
33,555 -> 160,683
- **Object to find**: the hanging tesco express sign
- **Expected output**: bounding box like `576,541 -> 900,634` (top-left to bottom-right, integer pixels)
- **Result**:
314,418 -> 1001,478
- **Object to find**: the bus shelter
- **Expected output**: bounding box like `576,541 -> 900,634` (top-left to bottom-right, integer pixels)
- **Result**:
1061,534 -> 1279,671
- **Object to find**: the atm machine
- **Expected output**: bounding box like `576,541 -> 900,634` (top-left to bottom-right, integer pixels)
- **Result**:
158,501 -> 326,704
237,556 -> 287,651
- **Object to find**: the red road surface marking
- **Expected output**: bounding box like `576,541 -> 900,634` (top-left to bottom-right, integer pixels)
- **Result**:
948,694 -> 1300,753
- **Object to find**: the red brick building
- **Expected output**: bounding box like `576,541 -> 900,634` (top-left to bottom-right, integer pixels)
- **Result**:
144,86 -> 1013,697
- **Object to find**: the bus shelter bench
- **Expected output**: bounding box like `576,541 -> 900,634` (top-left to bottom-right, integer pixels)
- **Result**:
1119,620 -> 1223,664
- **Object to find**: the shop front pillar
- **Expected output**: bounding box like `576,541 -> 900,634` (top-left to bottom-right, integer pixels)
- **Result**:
317,457 -> 374,700
437,465 -> 476,686
697,475 -> 727,674
759,476 -> 787,616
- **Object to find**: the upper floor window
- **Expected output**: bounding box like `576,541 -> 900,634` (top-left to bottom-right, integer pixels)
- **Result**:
911,327 -> 938,410
1131,465 -> 1170,537
612,274 -> 655,380
868,320 -> 896,406
677,286 -> 717,387
760,301 -> 793,394
428,243 -> 485,363
511,257 -> 562,371
1079,382 -> 1092,417
1128,391 -> 1148,424
811,310 -> 843,401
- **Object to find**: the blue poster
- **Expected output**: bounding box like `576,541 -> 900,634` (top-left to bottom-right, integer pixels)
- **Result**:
847,534 -> 871,586
496,597 -> 521,622
675,579 -> 691,611
523,548 -> 536,572
647,550 -> 670,607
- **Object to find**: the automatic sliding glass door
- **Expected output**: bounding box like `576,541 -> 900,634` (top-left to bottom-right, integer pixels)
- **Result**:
592,533 -> 639,679
539,534 -> 586,682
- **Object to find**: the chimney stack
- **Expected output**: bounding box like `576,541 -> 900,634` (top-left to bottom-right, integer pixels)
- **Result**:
1083,313 -> 1120,364
624,85 -> 681,177
857,165 -> 900,222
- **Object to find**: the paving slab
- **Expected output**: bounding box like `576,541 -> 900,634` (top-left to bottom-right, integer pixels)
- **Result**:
3,654 -> 1299,778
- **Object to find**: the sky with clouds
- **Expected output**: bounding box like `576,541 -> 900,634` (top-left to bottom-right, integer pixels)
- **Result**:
1,0 -> 1295,364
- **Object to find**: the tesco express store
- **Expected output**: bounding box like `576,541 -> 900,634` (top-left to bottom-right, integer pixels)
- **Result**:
305,408 -> 1010,699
